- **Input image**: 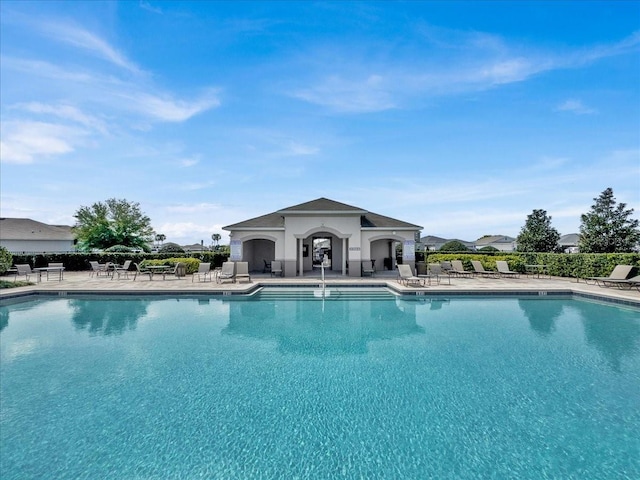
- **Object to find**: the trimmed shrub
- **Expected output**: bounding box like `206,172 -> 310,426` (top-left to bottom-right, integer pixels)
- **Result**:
0,247 -> 13,274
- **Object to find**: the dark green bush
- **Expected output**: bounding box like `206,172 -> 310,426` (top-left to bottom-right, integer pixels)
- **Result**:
0,247 -> 13,274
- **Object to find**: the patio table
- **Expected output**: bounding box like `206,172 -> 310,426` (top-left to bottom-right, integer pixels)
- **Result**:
525,264 -> 549,279
33,266 -> 65,282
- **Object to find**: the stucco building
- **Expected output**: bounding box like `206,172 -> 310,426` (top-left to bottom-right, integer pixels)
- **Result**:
223,198 -> 422,277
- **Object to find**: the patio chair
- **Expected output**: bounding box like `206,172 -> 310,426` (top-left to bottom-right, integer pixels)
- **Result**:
47,262 -> 65,280
496,261 -> 520,278
162,262 -> 185,280
192,262 -> 212,282
112,260 -> 132,280
362,260 -> 375,277
89,261 -> 110,277
235,262 -> 251,283
584,265 -> 633,286
600,274 -> 640,291
471,260 -> 499,277
15,264 -> 34,282
449,260 -> 473,277
397,264 -> 422,287
263,259 -> 271,273
217,261 -> 236,283
270,260 -> 283,277
133,262 -> 152,281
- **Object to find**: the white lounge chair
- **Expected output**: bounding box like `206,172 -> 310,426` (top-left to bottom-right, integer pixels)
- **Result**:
217,262 -> 235,283
362,260 -> 375,276
427,263 -> 450,285
235,262 -> 251,283
397,264 -> 422,287
192,262 -> 212,282
270,260 -> 283,277
496,261 -> 520,278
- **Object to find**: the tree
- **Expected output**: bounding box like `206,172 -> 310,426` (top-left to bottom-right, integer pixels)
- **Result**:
73,198 -> 154,251
516,209 -> 561,252
439,240 -> 470,252
211,233 -> 221,246
579,188 -> 640,253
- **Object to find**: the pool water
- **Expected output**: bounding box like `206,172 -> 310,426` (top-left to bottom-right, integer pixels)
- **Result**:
1,293 -> 639,479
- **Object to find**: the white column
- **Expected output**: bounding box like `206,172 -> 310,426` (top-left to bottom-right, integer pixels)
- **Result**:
298,237 -> 304,277
342,238 -> 347,275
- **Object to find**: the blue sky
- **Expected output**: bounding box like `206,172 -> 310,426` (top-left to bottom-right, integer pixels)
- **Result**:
1,1 -> 639,246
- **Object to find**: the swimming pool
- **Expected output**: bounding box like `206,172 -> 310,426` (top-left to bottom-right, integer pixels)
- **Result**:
1,292 -> 639,479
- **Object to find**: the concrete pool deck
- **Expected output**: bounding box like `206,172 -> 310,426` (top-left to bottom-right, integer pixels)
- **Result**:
2,270 -> 639,306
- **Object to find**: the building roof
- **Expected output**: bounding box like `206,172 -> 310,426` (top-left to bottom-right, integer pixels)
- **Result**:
224,197 -> 422,230
0,218 -> 74,241
475,235 -> 516,246
558,233 -> 580,246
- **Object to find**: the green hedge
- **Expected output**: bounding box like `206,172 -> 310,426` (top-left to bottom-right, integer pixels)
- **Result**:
423,252 -> 640,278
9,252 -> 229,274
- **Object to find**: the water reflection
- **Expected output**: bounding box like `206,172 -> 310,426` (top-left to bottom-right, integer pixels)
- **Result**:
70,299 -> 150,336
518,299 -> 564,337
0,307 -> 8,332
574,302 -> 640,373
222,297 -> 424,355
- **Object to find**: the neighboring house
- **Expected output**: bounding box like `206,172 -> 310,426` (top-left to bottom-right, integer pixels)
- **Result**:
475,235 -> 517,252
558,233 -> 580,253
182,243 -> 208,252
0,218 -> 76,253
223,197 -> 422,277
420,235 -> 476,251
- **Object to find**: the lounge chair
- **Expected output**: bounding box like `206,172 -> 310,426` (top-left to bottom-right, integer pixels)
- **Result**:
112,260 -> 132,280
600,274 -> 640,291
15,264 -> 35,282
270,260 -> 283,277
449,260 -> 473,277
471,260 -> 499,277
496,261 -> 520,278
584,265 -> 633,286
192,262 -> 212,282
427,263 -> 450,285
133,262 -> 152,281
362,260 -> 375,277
235,262 -> 251,283
397,264 -> 422,287
89,261 -> 110,277
217,261 -> 236,283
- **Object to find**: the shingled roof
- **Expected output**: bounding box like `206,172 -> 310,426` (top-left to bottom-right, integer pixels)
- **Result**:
224,198 -> 421,230
0,218 -> 74,240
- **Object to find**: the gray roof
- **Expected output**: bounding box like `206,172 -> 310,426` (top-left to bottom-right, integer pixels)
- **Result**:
0,218 -> 74,240
475,235 -> 516,246
224,197 -> 421,230
558,233 -> 580,245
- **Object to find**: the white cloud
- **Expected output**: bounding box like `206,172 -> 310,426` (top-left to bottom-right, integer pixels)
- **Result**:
38,20 -> 143,74
0,121 -> 86,164
555,99 -> 597,115
14,102 -> 109,134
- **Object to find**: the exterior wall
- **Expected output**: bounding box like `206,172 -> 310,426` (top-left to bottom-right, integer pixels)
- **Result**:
0,239 -> 76,253
226,217 -> 420,277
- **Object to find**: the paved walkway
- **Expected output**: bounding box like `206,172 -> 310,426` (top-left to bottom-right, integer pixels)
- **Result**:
2,270 -> 639,305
